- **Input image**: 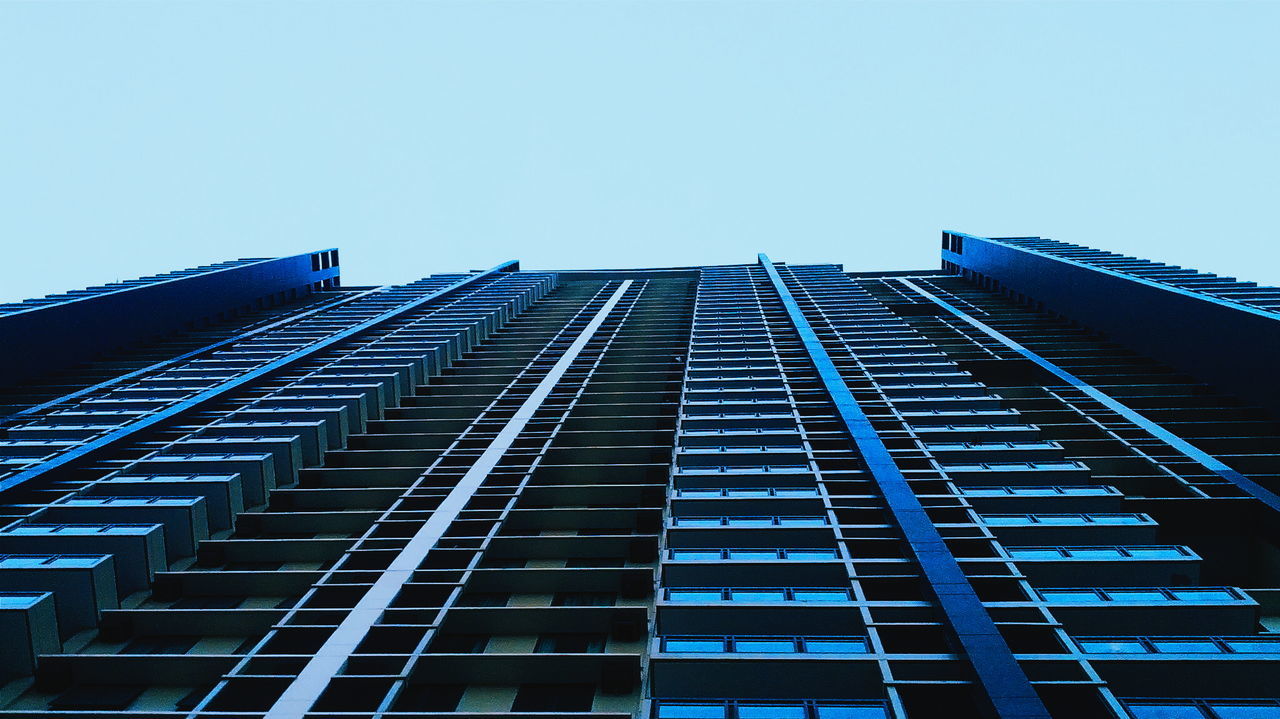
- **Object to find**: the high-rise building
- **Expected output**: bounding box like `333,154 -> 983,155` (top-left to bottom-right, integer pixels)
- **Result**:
0,234 -> 1278,719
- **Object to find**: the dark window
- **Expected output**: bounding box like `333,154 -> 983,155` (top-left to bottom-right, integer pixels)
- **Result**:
566,557 -> 625,568
511,684 -> 595,712
534,633 -> 607,653
430,634 -> 489,653
457,591 -> 509,607
50,686 -> 144,710
121,636 -> 199,655
171,597 -> 242,609
552,592 -> 615,607
392,684 -> 465,712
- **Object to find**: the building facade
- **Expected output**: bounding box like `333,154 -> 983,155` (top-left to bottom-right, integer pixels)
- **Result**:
0,235 -> 1278,719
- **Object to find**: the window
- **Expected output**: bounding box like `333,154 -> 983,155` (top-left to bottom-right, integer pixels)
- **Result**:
664,638 -> 727,653
534,634 -> 606,653
552,592 -> 615,607
431,634 -> 488,653
120,636 -> 200,655
1107,590 -> 1168,602
672,550 -> 725,561
668,589 -> 724,603
1169,588 -> 1237,602
738,706 -> 806,719
734,638 -> 797,653
511,684 -> 595,712
1126,705 -> 1208,719
1077,639 -> 1147,654
657,704 -> 726,719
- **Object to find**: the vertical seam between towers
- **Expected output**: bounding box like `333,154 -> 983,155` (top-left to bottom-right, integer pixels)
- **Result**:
261,279 -> 634,719
758,256 -> 1050,719
0,260 -> 521,496
898,277 -> 1280,514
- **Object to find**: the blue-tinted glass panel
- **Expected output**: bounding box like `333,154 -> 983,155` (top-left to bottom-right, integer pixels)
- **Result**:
1126,705 -> 1206,719
0,594 -> 44,608
730,550 -> 781,561
815,707 -> 889,719
727,518 -> 775,527
656,704 -> 727,719
1092,514 -> 1146,524
1126,547 -> 1188,559
1078,639 -> 1148,654
668,590 -> 723,602
664,638 -> 726,653
804,639 -> 869,653
730,589 -> 787,602
1150,640 -> 1221,654
672,551 -> 724,561
777,517 -> 826,527
737,705 -> 806,719
1066,549 -> 1126,559
1169,589 -> 1238,602
981,515 -> 1027,525
675,519 -> 723,527
1223,639 -> 1280,653
1009,548 -> 1063,559
786,550 -> 839,561
1036,515 -> 1087,525
1106,590 -> 1169,602
734,638 -> 796,653
1209,704 -> 1280,718
1040,590 -> 1098,603
792,589 -> 847,602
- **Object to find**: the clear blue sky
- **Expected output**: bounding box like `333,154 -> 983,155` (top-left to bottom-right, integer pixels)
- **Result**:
2,1 -> 1277,301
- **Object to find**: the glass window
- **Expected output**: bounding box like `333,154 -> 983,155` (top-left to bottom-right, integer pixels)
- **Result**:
1040,590 -> 1098,603
672,550 -> 724,561
1036,515 -> 1087,525
961,488 -> 1008,497
1092,514 -> 1146,524
1126,547 -> 1188,559
1009,549 -> 1064,559
1223,639 -> 1280,653
728,489 -> 771,497
1062,487 -> 1111,495
727,518 -> 776,527
1125,705 -> 1207,719
1066,548 -> 1126,560
730,550 -> 782,561
678,490 -> 722,498
0,594 -> 43,608
0,556 -> 54,568
737,705 -> 806,719
734,638 -> 796,653
1077,639 -> 1148,654
786,550 -> 839,561
775,489 -> 818,497
777,517 -> 827,527
804,639 -> 869,654
1017,487 -> 1062,496
730,589 -> 787,602
981,515 -> 1027,525
664,638 -> 726,653
675,518 -> 723,527
815,707 -> 889,719
1209,703 -> 1280,718
1149,639 -> 1221,654
668,590 -> 723,602
1106,590 -> 1169,603
1169,589 -> 1238,602
657,703 -> 727,719
792,589 -> 847,602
